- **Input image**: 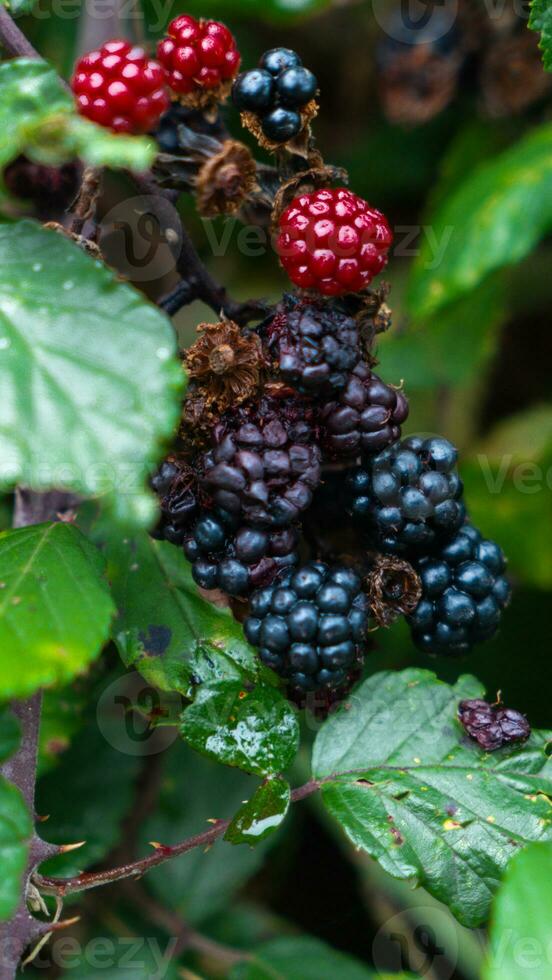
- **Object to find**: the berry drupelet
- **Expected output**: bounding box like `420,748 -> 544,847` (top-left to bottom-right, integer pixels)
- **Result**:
151,458 -> 200,545
157,15 -> 241,103
458,698 -> 530,751
260,295 -> 361,395
72,39 -> 169,133
276,188 -> 392,296
232,47 -> 318,145
200,395 -> 322,529
244,562 -> 371,691
408,523 -> 511,655
346,436 -> 465,555
184,509 -> 298,597
320,362 -> 409,458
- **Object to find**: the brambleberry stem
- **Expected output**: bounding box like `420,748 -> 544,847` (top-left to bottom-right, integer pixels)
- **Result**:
0,5 -> 40,59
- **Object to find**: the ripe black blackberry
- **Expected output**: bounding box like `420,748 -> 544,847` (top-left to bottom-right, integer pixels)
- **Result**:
458,698 -> 530,751
244,561 -> 371,692
408,523 -> 511,656
346,435 -> 465,555
260,295 -> 361,395
184,508 -> 298,597
152,458 -> 201,545
320,362 -> 409,458
200,393 -> 322,529
232,47 -> 318,144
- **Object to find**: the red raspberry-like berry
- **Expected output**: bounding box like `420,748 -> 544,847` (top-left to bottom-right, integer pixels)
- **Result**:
276,188 -> 393,297
157,15 -> 241,101
72,39 -> 169,134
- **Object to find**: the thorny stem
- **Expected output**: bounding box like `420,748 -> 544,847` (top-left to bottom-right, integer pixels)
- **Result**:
34,779 -> 323,898
68,167 -> 101,237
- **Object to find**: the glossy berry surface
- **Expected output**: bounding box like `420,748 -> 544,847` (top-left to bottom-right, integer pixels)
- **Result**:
72,39 -> 169,133
346,435 -> 465,555
321,362 -> 409,456
151,459 -> 200,545
157,15 -> 241,98
232,47 -> 317,145
458,698 -> 530,751
184,509 -> 298,597
277,188 -> 392,296
261,295 -> 361,395
408,523 -> 511,655
200,396 -> 322,529
244,562 -> 371,691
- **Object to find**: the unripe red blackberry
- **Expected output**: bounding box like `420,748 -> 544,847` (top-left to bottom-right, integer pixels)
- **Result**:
276,188 -> 392,297
72,39 -> 169,134
260,295 -> 361,395
458,698 -> 530,751
200,394 -> 322,529
320,362 -> 409,458
157,15 -> 241,105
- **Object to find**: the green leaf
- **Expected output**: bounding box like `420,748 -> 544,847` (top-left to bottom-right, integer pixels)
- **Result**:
142,741 -> 271,925
529,0 -> 552,72
181,680 -> 299,776
103,533 -> 259,692
0,522 -> 114,699
0,59 -> 155,172
0,706 -> 20,763
484,841 -> 552,980
2,0 -> 36,14
0,776 -> 32,921
230,936 -> 404,979
0,221 -> 184,528
38,711 -> 140,878
312,669 -> 552,928
225,776 -> 291,845
407,125 -> 552,319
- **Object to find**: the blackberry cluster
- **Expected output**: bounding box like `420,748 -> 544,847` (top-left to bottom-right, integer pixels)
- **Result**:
458,699 -> 530,751
149,21 -> 511,700
261,295 -> 361,394
320,363 -> 409,458
346,436 -> 465,555
232,47 -> 318,144
183,510 -> 298,597
244,563 -> 370,691
200,396 -> 322,528
408,524 -> 511,655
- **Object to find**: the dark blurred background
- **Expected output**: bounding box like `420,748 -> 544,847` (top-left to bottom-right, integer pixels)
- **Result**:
11,0 -> 552,976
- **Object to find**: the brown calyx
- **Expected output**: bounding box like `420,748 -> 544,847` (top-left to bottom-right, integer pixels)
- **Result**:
195,139 -> 258,217
365,555 -> 422,628
184,320 -> 265,413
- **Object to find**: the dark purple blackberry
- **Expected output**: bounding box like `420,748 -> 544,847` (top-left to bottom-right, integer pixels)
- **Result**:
261,295 -> 361,395
244,561 -> 371,692
233,48 -> 318,145
408,523 -> 511,656
458,698 -> 530,751
152,458 -> 200,545
346,435 -> 465,555
200,395 -> 322,529
320,363 -> 409,458
184,508 -> 298,598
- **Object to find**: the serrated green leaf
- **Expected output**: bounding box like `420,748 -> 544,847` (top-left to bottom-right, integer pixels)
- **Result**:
484,842 -> 552,980
0,706 -> 19,763
142,741 -> 270,925
0,522 -> 114,699
103,533 -> 259,692
312,669 -> 552,928
530,0 -> 552,71
230,936 -> 395,979
0,221 -> 184,528
0,59 -> 155,173
181,680 -> 299,776
0,776 -> 32,921
407,125 -> 552,319
225,776 -> 290,846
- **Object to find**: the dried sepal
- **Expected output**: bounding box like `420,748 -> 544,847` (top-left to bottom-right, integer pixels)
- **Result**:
365,555 -> 422,627
195,140 -> 258,217
240,99 -> 319,154
172,77 -> 234,114
184,320 -> 265,413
